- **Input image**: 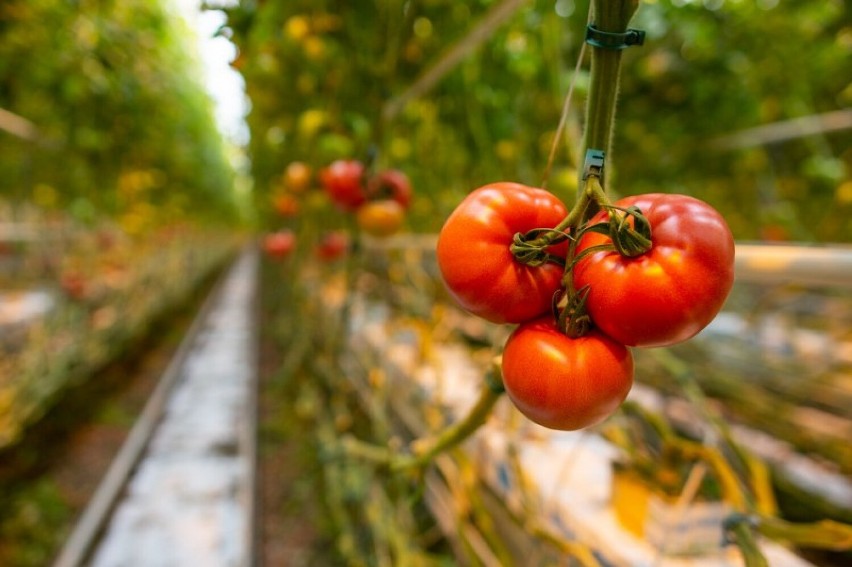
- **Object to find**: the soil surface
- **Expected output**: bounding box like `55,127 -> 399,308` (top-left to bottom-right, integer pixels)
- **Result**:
255,274 -> 338,566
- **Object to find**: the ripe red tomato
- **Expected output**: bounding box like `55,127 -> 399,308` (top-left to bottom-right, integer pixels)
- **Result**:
573,193 -> 735,348
356,199 -> 405,237
316,230 -> 349,261
436,182 -> 569,324
368,169 -> 412,209
501,316 -> 634,431
263,230 -> 296,259
320,160 -> 367,211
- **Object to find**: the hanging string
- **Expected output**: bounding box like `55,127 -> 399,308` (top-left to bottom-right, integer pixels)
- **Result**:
541,5 -> 594,190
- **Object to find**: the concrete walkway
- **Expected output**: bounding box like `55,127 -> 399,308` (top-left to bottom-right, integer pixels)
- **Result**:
87,249 -> 258,567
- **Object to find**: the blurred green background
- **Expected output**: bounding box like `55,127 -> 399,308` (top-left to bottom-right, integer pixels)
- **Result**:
0,0 -> 240,229
1,2 -> 850,564
221,0 -> 851,240
2,0 -> 850,240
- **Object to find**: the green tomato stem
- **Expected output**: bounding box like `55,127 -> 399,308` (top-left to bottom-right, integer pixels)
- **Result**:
516,175 -> 611,256
726,518 -> 770,567
558,175 -> 610,238
392,363 -> 505,472
579,0 -> 641,213
340,360 -> 505,472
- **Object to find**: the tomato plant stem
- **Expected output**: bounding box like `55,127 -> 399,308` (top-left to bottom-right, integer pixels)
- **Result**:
340,362 -> 505,472
509,176 -> 610,272
392,366 -> 504,472
522,176 -> 610,252
726,520 -> 770,567
580,0 -> 640,207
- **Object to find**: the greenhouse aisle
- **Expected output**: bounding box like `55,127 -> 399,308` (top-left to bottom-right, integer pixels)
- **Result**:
85,248 -> 258,567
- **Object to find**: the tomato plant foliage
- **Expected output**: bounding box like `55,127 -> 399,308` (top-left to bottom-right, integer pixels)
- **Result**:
223,1 -> 850,241
0,0 -> 238,222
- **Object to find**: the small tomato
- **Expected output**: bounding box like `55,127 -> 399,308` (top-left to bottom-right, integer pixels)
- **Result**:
60,272 -> 88,301
284,161 -> 312,193
272,194 -> 300,217
501,317 -> 634,431
574,193 -> 735,347
436,183 -> 568,324
320,159 -> 367,211
316,230 -> 349,261
356,199 -> 405,237
263,230 -> 297,259
368,169 -> 413,209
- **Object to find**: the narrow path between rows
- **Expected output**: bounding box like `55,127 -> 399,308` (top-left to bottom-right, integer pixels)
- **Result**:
54,248 -> 258,567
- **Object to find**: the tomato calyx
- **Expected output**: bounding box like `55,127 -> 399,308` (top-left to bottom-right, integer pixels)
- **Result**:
510,228 -> 569,267
608,205 -> 653,257
507,172 -> 615,269
576,204 -> 653,259
555,285 -> 592,338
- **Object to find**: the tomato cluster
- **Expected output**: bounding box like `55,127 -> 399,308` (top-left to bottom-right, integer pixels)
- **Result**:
437,183 -> 735,431
264,158 -> 412,261
319,159 -> 412,238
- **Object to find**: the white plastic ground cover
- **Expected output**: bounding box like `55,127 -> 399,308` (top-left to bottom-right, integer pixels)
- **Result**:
352,296 -> 816,567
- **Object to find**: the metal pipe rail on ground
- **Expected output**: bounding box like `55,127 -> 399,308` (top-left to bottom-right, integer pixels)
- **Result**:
365,235 -> 852,288
733,243 -> 852,287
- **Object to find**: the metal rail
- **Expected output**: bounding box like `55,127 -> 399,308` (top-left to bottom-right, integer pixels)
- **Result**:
365,236 -> 852,288
734,243 -> 852,287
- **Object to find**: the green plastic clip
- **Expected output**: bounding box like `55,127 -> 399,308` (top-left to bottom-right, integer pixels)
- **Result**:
582,149 -> 606,180
585,24 -> 646,50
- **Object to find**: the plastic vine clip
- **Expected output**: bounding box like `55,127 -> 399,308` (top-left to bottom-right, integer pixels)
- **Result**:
585,24 -> 646,50
582,149 -> 606,180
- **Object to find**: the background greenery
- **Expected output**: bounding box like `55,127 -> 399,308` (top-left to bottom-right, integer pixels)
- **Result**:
220,0 -> 851,241
1,2 -> 849,564
0,0 -> 240,227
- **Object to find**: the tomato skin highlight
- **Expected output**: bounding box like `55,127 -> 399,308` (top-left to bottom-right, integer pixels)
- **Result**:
574,193 -> 735,348
436,183 -> 569,324
501,317 -> 634,431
